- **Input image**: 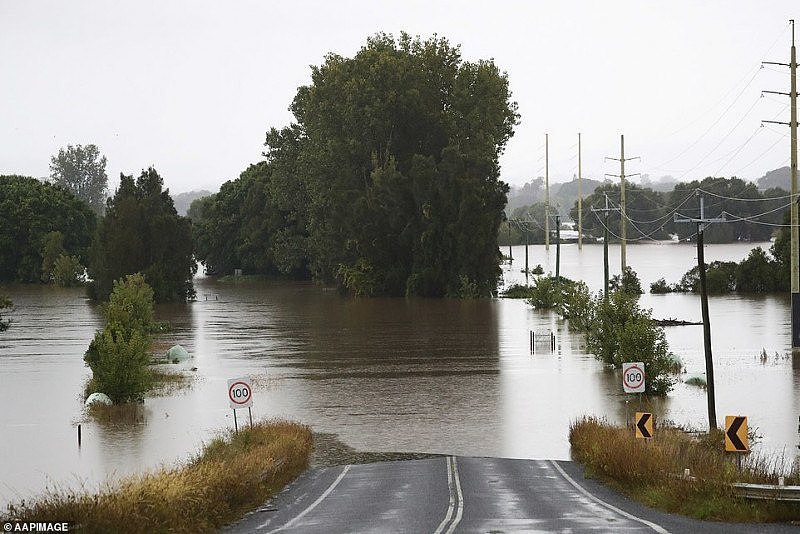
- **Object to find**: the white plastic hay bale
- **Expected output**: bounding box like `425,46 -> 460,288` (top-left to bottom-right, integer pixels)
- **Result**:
84,392 -> 113,406
166,344 -> 191,363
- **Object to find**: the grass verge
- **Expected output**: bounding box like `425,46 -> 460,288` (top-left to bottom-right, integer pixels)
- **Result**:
569,417 -> 800,522
2,420 -> 313,533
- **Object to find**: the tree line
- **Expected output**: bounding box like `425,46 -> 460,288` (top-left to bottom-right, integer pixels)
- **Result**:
500,176 -> 788,246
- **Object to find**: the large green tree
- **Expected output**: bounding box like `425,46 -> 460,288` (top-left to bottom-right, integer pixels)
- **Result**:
0,175 -> 96,282
49,144 -> 108,215
292,33 -> 518,296
88,168 -> 195,302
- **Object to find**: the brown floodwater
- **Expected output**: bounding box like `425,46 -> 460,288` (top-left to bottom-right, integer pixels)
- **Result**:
1,241 -> 798,506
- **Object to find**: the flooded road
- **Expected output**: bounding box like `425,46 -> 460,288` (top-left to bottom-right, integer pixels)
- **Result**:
1,241 -> 799,506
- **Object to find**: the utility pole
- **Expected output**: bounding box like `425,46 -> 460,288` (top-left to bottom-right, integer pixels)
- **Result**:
578,132 -> 583,251
545,133 -> 550,251
555,214 -> 561,280
675,191 -> 726,431
763,19 -> 799,353
605,134 -> 639,274
592,193 -> 616,298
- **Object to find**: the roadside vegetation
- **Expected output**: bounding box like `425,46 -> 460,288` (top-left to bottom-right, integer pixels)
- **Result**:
2,421 -> 313,534
570,417 -> 800,522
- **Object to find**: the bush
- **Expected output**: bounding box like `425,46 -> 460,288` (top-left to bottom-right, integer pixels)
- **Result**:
609,267 -> 643,295
736,247 -> 781,293
649,278 -> 672,294
501,283 -> 536,299
585,291 -> 675,396
84,274 -> 156,403
526,276 -> 558,309
51,254 -> 85,287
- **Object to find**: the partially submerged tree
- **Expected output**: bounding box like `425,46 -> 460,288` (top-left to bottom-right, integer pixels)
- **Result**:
49,144 -> 108,215
84,274 -> 154,403
0,175 -> 95,282
88,168 -> 195,302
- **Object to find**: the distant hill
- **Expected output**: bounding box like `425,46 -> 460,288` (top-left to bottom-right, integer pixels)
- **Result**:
506,177 -> 603,218
172,190 -> 211,216
506,178 -> 545,211
551,177 -> 604,216
756,167 -> 791,191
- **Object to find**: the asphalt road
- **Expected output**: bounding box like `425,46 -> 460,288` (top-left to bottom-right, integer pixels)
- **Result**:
224,457 -> 798,533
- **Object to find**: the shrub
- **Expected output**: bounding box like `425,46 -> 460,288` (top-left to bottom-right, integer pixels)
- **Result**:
585,291 -> 675,396
609,267 -> 643,295
51,254 -> 85,287
526,276 -> 558,309
84,274 -> 156,403
501,283 -> 536,299
649,278 -> 672,294
736,247 -> 780,293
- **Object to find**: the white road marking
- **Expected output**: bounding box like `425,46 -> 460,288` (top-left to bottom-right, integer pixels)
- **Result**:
444,457 -> 464,534
259,464 -> 351,532
434,456 -> 465,534
549,460 -> 671,534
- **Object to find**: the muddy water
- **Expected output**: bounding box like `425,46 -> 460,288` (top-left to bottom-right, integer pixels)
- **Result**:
1,241 -> 798,506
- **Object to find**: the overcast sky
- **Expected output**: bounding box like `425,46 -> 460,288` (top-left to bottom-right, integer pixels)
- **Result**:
1,1 -> 796,195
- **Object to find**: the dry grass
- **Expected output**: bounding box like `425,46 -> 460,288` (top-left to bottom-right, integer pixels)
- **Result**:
570,417 -> 800,522
3,420 -> 313,533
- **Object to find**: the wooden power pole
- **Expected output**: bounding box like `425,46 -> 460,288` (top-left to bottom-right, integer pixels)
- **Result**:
578,132 -> 583,250
675,192 -> 727,431
763,19 -> 799,353
605,135 -> 639,274
545,133 -> 550,251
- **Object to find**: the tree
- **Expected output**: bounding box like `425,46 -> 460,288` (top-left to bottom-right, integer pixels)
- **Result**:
194,33 -> 518,298
49,144 -> 108,215
84,274 -> 154,403
88,168 -> 195,302
290,33 -> 518,296
0,296 -> 11,332
585,291 -> 676,396
609,267 -> 643,295
0,175 -> 96,282
40,231 -> 66,282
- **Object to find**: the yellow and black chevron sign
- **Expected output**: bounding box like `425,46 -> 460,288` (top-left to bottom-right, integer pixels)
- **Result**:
635,412 -> 653,439
725,415 -> 749,452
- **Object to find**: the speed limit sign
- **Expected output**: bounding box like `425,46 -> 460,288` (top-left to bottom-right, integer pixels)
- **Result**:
622,362 -> 645,393
227,377 -> 253,409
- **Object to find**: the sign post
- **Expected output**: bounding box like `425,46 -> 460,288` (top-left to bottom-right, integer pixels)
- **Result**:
227,377 -> 254,432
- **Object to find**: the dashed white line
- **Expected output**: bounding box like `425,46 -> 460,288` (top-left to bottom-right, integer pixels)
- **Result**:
259,464 -> 351,532
549,460 -> 670,534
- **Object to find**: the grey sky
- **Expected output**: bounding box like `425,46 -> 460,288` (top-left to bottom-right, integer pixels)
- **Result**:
0,1 -> 796,195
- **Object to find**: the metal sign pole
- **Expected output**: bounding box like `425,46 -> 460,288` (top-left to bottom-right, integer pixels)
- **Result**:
233,409 -> 238,433
248,407 -> 253,426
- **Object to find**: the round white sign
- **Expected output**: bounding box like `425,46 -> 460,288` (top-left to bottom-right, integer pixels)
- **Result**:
622,362 -> 645,393
227,377 -> 253,409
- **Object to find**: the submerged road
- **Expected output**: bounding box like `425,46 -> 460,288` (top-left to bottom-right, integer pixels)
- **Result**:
225,457 -> 797,533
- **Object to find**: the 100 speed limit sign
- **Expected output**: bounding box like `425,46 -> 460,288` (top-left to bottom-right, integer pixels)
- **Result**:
227,377 -> 253,409
622,362 -> 645,393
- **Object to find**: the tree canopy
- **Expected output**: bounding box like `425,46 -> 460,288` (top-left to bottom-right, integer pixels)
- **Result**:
570,177 -> 785,245
194,33 -> 519,297
88,168 -> 195,302
49,144 -> 108,215
0,175 -> 96,282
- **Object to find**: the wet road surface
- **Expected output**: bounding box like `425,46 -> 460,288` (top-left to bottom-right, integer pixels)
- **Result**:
224,457 -> 797,533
